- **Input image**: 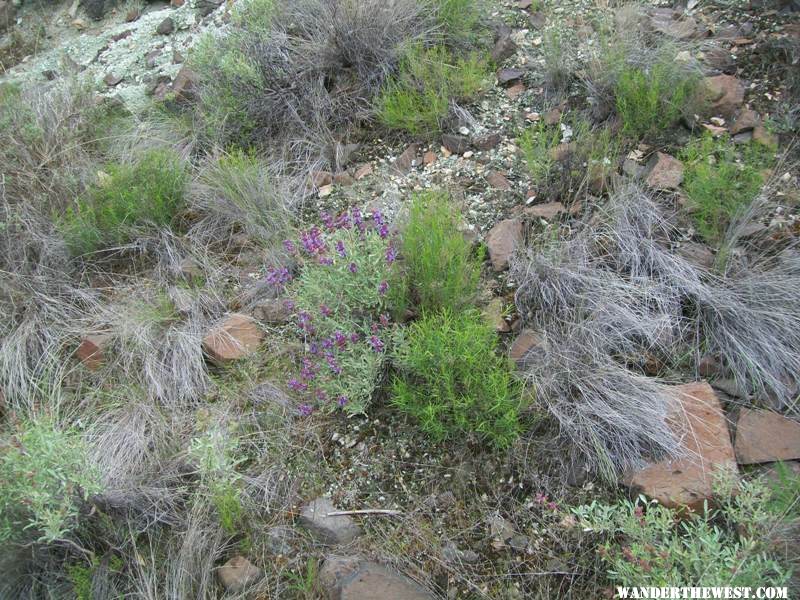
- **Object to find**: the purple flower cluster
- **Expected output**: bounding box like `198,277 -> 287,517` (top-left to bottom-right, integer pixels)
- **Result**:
300,227 -> 326,255
266,266 -> 292,289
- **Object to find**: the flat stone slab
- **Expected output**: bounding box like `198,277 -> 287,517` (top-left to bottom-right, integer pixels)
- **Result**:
625,382 -> 738,511
735,408 -> 800,464
299,497 -> 362,545
486,218 -> 523,271
202,313 -> 263,363
319,556 -> 434,600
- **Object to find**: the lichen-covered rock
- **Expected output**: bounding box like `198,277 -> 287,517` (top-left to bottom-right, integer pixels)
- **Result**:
299,497 -> 362,545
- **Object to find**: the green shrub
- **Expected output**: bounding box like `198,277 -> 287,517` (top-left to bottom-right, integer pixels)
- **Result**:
391,309 -> 523,448
615,61 -> 699,139
765,462 -> 800,519
60,148 -> 187,255
396,191 -> 483,314
429,0 -> 482,45
0,418 -> 102,543
573,479 -> 791,588
377,45 -> 488,137
680,134 -> 766,244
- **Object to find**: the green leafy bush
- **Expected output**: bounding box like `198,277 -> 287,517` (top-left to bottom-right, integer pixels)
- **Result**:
391,309 -> 523,448
0,418 -> 101,543
396,191 -> 483,314
573,479 -> 791,588
680,134 -> 766,244
60,148 -> 187,255
519,120 -> 562,187
429,0 -> 482,46
377,45 -> 488,137
615,61 -> 699,139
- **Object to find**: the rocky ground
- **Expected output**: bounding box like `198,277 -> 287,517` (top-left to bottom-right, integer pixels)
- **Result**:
2,0 -> 800,597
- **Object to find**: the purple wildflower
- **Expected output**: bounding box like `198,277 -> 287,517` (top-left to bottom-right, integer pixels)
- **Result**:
348,262 -> 358,274
335,212 -> 352,230
300,357 -> 318,381
321,212 -> 334,230
288,378 -> 308,392
283,239 -> 296,253
378,280 -> 389,296
283,299 -> 296,311
349,332 -> 360,343
371,323 -> 379,334
315,389 -> 328,402
320,304 -> 333,318
379,313 -> 390,328
373,210 -> 383,226
378,223 -> 389,238
335,240 -> 347,258
337,395 -> 348,407
321,337 -> 334,350
369,335 -> 384,353
385,245 -> 397,264
300,227 -> 326,254
298,403 -> 313,417
325,352 -> 342,375
266,267 -> 292,289
319,256 -> 333,266
333,331 -> 347,349
309,342 -> 319,355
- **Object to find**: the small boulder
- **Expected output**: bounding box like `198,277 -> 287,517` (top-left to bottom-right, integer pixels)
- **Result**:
196,0 -> 223,17
319,556 -> 434,600
644,152 -> 684,190
311,171 -> 334,188
156,17 -> 175,35
474,132 -> 502,151
491,32 -> 518,63
391,144 -> 420,176
625,382 -> 738,511
334,172 -> 355,187
299,497 -> 362,545
524,201 -> 564,220
103,72 -> 123,87
422,151 -> 437,166
497,68 -> 524,85
703,75 -> 746,119
676,242 -> 715,270
729,109 -> 760,135
76,334 -> 111,371
486,170 -> 512,190
735,409 -> 800,464
506,82 -> 525,100
354,164 -> 373,180
549,142 -> 575,163
441,134 -> 470,155
486,219 -> 523,271
171,66 -> 199,103
483,298 -> 511,333
250,298 -> 292,324
202,313 -> 263,363
509,329 -> 543,363
218,556 -> 261,592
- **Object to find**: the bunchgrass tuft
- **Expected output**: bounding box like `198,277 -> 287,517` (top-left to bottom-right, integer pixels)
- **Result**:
392,308 -> 523,448
377,45 -> 487,137
60,149 -> 187,255
395,190 -> 484,314
680,134 -> 767,245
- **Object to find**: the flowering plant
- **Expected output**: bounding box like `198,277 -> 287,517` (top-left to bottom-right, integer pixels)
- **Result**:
267,208 -> 399,415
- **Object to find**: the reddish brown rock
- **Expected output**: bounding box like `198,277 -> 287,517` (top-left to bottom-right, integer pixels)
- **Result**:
334,172 -> 355,186
625,382 -> 738,511
486,219 -> 523,271
704,75 -> 746,119
422,151 -> 437,166
729,109 -> 760,135
202,313 -> 263,363
644,152 -> 684,190
218,556 -> 260,592
353,164 -> 373,180
76,334 -> 111,371
474,132 -> 502,151
524,201 -> 564,220
311,171 -> 333,188
509,329 -> 543,363
171,66 -> 199,103
734,409 -> 800,464
391,144 -> 420,176
441,134 -> 470,155
486,170 -> 512,190
543,105 -> 563,126
506,82 -> 525,100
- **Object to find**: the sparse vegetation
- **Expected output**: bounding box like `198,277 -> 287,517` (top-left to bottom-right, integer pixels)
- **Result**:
392,309 -> 523,448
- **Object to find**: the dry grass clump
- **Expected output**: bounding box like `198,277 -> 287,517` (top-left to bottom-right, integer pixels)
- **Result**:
512,182 -> 800,476
193,0 -> 437,170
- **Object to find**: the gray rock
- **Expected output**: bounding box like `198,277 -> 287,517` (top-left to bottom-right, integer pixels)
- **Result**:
299,497 -> 362,545
442,133 -> 471,155
391,143 -> 420,176
156,17 -> 175,35
491,32 -> 518,63
319,556 -> 434,600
